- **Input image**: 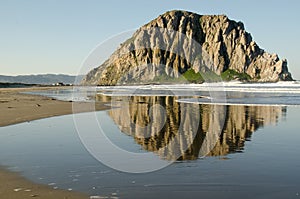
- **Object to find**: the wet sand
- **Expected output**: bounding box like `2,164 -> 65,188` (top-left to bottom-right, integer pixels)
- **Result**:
0,86 -> 109,127
0,166 -> 88,199
0,86 -> 110,199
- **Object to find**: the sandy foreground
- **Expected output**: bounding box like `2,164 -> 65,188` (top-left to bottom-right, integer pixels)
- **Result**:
0,166 -> 88,199
0,86 -> 110,199
0,86 -> 109,127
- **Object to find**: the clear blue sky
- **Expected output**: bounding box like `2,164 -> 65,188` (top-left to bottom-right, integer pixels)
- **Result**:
1,0 -> 300,79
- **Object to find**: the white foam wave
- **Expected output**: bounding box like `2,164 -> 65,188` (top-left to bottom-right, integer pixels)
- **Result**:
96,81 -> 300,96
177,96 -> 300,107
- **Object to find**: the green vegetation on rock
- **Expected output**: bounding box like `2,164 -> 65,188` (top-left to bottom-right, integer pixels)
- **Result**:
152,73 -> 180,83
182,68 -> 252,83
221,69 -> 251,81
182,69 -> 222,83
182,69 -> 204,83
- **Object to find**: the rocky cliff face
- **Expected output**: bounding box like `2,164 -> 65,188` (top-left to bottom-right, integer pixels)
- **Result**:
103,95 -> 285,160
82,10 -> 293,85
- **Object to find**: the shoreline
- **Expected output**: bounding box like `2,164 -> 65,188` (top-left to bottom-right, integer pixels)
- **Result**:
0,86 -> 110,198
0,86 -> 110,127
0,166 -> 88,199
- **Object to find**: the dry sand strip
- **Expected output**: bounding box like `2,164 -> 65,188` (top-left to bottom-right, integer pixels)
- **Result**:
0,86 -> 111,199
0,86 -> 110,127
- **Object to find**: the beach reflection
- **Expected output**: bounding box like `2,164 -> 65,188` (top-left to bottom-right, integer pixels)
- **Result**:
100,95 -> 286,160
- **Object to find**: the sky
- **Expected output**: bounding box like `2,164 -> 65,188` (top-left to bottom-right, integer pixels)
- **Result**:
1,0 -> 300,79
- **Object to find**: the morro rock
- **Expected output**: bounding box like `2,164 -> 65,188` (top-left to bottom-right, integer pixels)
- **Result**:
82,10 -> 293,85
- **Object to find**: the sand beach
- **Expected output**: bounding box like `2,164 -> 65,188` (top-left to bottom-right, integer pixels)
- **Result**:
0,86 -> 109,199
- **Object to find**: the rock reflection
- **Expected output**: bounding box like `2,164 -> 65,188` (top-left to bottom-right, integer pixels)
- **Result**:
102,95 -> 286,160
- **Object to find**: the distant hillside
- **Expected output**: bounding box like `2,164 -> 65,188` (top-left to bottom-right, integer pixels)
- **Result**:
0,82 -> 38,88
0,74 -> 84,85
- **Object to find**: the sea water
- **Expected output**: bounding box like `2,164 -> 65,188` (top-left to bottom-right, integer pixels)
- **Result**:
1,82 -> 300,198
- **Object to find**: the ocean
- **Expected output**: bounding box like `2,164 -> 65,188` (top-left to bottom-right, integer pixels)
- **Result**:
1,82 -> 300,198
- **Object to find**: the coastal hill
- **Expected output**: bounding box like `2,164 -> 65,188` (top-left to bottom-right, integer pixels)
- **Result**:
82,10 -> 293,85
